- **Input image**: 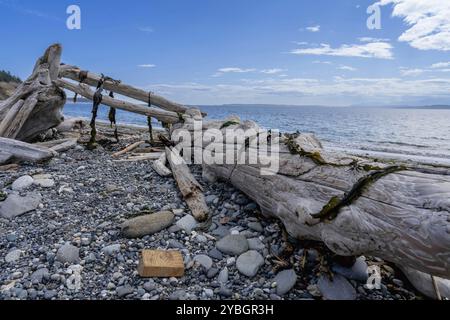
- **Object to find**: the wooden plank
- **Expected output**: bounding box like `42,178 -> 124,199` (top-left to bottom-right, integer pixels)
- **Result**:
138,250 -> 185,278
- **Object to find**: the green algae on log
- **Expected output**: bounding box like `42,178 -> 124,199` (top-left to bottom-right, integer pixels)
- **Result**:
312,165 -> 407,222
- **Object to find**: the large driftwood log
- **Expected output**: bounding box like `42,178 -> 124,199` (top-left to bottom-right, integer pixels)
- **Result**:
0,44 -> 65,142
0,137 -> 56,164
172,116 -> 450,298
54,79 -> 180,124
59,64 -> 200,115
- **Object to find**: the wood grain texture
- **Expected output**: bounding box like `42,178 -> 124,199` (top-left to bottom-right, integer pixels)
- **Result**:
138,250 -> 185,278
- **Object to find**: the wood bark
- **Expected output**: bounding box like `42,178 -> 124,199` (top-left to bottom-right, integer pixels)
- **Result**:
0,44 -> 65,142
54,79 -> 180,124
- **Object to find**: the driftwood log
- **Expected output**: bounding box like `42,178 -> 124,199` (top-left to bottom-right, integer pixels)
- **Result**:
170,116 -> 450,298
0,44 -> 65,142
0,137 -> 56,163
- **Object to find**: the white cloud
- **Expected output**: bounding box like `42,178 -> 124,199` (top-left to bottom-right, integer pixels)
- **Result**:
218,67 -> 256,73
377,0 -> 450,51
338,65 -> 357,71
138,64 -> 156,68
431,62 -> 450,69
306,25 -> 321,32
399,67 -> 425,76
313,60 -> 332,65
138,26 -> 154,33
146,76 -> 450,105
359,37 -> 390,42
260,68 -> 285,74
291,41 -> 394,59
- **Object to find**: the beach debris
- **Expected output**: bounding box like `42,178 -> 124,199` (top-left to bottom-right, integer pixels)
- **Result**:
138,250 -> 185,278
151,152 -> 172,177
112,140 -> 145,158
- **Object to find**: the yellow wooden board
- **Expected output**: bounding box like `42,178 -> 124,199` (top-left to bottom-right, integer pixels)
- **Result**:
138,250 -> 185,278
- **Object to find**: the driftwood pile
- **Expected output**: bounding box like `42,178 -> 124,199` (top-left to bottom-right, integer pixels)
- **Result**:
1,44 -> 449,299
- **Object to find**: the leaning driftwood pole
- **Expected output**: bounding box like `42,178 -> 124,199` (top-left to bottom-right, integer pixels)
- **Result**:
59,64 -> 201,115
0,44 -> 66,142
54,79 -> 181,124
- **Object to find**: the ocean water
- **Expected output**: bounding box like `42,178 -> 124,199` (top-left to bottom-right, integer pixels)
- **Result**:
63,103 -> 450,162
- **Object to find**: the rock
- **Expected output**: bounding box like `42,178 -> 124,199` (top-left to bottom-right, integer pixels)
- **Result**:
208,248 -> 223,260
207,268 -> 219,279
12,175 -> 34,191
307,284 -> 322,297
332,257 -> 369,282
216,235 -> 249,256
236,250 -> 264,277
203,288 -> 214,298
34,179 -> 55,188
44,290 -> 58,300
194,254 -> 213,271
168,239 -> 185,249
5,249 -> 22,263
169,289 -> 187,300
218,286 -> 232,297
116,285 -> 134,298
248,238 -> 265,251
317,274 -> 357,300
247,222 -> 263,233
143,281 -> 156,292
121,211 -> 174,238
56,243 -> 80,264
0,193 -> 42,219
211,226 -> 230,238
31,268 -> 49,283
274,269 -> 297,296
218,267 -> 229,284
205,195 -> 218,204
102,244 -> 121,255
176,215 -> 197,233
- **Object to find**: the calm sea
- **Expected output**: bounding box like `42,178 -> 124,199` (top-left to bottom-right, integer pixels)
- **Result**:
63,103 -> 450,163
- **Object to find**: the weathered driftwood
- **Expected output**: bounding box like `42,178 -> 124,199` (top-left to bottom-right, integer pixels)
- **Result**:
0,137 -> 56,164
112,140 -> 146,158
59,64 -> 194,115
37,138 -> 78,153
151,153 -> 172,177
113,152 -> 164,162
54,79 -> 181,124
0,44 -> 65,142
171,116 -> 450,297
166,146 -> 209,222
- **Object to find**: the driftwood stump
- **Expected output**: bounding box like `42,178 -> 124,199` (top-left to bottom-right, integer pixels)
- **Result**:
0,44 -> 65,142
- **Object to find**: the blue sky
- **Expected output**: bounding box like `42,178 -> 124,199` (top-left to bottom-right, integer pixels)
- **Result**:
1,0 -> 450,106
